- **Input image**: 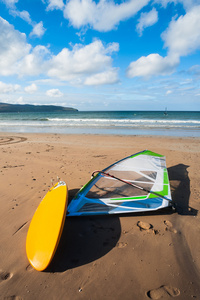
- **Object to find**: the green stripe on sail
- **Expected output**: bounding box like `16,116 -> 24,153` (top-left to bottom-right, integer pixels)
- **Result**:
141,150 -> 164,157
130,150 -> 164,159
75,173 -> 99,196
111,195 -> 147,201
148,169 -> 169,199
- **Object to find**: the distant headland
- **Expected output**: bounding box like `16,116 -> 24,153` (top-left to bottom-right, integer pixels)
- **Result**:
0,102 -> 78,113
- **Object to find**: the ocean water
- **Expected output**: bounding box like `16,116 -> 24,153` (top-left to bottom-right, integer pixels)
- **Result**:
0,111 -> 200,137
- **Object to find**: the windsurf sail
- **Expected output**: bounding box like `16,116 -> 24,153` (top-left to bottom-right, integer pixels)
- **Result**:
67,150 -> 172,216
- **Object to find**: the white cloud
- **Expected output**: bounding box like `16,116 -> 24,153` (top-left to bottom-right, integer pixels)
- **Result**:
162,5 -> 200,58
46,89 -> 63,97
64,0 -> 150,31
127,5 -> 200,78
84,69 -> 119,85
46,0 -> 64,11
18,45 -> 50,76
136,8 -> 158,36
30,21 -> 46,38
166,90 -> 172,95
47,40 -> 119,84
16,96 -> 24,104
24,83 -> 38,94
126,54 -> 179,78
154,0 -> 200,11
188,65 -> 200,75
2,0 -> 46,40
0,81 -> 20,93
0,17 -> 49,77
10,9 -> 32,24
1,0 -> 18,8
0,17 -> 119,86
0,17 -> 31,76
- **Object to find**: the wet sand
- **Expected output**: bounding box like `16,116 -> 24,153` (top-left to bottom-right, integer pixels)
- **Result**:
0,133 -> 200,299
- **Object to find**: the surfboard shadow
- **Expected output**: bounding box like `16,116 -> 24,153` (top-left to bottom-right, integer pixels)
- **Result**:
48,190 -> 121,272
48,164 -> 197,272
168,164 -> 198,216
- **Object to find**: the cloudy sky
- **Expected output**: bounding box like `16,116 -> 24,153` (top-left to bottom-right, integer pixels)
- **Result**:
0,0 -> 200,111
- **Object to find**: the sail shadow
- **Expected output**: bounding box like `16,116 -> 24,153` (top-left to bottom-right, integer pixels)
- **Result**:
168,164 -> 198,216
48,189 -> 121,272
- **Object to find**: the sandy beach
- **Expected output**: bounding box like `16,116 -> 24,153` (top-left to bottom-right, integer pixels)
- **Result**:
0,132 -> 200,300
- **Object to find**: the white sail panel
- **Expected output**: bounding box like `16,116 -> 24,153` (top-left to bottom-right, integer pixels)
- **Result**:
67,150 -> 172,216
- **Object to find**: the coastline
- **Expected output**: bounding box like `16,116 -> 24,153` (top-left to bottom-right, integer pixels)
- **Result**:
0,132 -> 200,299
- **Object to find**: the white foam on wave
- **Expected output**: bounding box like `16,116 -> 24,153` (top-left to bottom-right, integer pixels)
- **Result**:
1,117 -> 200,128
47,117 -> 200,125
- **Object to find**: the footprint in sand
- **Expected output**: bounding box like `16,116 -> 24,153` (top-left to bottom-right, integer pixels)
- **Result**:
164,220 -> 177,234
117,242 -> 127,248
0,271 -> 12,283
147,285 -> 180,299
137,221 -> 153,231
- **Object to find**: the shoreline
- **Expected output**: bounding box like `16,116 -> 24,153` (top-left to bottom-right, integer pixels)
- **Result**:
0,127 -> 200,138
0,132 -> 200,299
1,130 -> 200,139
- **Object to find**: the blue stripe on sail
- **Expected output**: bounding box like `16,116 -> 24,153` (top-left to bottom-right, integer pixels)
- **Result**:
67,196 -> 164,215
119,198 -> 163,209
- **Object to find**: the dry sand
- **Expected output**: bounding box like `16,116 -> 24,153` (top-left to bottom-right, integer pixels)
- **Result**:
0,133 -> 200,300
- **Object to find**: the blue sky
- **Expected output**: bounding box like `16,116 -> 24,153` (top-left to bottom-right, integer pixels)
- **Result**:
0,0 -> 200,111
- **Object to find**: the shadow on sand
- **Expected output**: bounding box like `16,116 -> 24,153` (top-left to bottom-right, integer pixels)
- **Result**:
168,164 -> 198,216
48,164 -> 198,272
48,189 -> 121,272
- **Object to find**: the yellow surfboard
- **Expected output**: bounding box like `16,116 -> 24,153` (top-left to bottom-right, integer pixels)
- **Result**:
26,181 -> 68,271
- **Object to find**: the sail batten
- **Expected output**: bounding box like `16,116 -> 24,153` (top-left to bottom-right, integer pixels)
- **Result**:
67,150 -> 172,216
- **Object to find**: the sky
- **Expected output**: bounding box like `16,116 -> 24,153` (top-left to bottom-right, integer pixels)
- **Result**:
0,0 -> 200,111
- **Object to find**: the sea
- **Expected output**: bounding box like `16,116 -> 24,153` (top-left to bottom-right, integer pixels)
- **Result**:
0,110 -> 200,137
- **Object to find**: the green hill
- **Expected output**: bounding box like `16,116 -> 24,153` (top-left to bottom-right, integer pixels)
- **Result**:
0,102 -> 78,113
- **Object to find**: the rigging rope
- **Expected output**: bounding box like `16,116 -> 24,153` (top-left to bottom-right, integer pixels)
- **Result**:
92,170 -> 172,203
